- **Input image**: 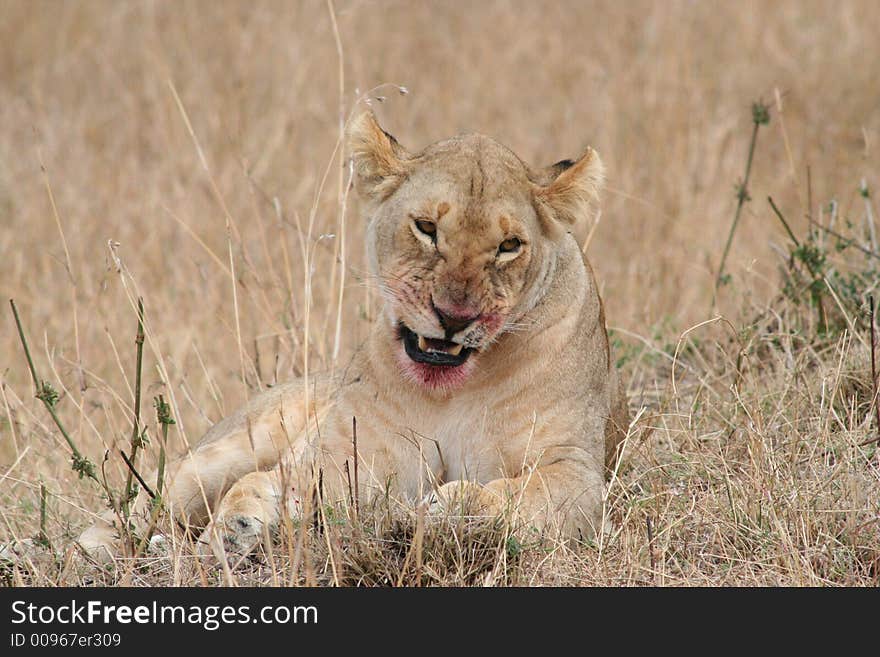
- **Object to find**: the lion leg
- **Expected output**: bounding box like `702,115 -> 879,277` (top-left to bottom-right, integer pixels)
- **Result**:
198,412 -> 424,561
196,467 -> 300,559
432,456 -> 606,541
76,381 -> 319,560
76,432 -> 280,559
197,450 -> 347,560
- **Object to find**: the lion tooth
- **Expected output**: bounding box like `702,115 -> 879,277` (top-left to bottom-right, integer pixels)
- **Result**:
417,335 -> 428,352
447,343 -> 463,356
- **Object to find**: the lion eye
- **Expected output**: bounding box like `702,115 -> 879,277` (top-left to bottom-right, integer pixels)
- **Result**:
498,237 -> 522,254
414,219 -> 437,240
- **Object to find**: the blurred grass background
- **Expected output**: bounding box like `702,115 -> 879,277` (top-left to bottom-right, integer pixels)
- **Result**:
1,0 -> 878,585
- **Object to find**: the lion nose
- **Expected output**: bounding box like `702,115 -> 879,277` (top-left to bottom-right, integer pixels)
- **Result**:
433,303 -> 480,338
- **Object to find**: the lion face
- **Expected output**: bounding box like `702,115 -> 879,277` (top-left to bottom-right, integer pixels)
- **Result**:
371,143 -> 549,390
349,113 -> 604,390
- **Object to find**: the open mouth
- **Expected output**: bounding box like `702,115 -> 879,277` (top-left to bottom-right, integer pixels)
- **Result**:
399,324 -> 473,367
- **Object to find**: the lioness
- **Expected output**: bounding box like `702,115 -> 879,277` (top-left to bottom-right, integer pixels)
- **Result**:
79,112 -> 630,559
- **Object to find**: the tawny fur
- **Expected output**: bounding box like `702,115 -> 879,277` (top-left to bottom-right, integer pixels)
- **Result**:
77,112 -> 630,560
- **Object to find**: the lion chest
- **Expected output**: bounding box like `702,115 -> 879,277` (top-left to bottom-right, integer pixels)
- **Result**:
400,401 -> 513,485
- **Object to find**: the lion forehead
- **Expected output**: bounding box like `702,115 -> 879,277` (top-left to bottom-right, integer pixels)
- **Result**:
405,135 -> 532,201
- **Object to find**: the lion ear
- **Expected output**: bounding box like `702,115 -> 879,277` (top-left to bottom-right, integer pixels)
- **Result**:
347,111 -> 411,201
533,147 -> 605,226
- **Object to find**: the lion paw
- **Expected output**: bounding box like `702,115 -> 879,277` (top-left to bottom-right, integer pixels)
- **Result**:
198,510 -> 273,562
424,480 -> 502,517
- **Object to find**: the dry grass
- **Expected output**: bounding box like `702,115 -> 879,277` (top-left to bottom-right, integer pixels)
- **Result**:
1,0 -> 879,586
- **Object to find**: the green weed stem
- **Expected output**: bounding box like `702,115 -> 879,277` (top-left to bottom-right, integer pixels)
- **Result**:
153,394 -> 174,501
9,299 -> 97,483
122,298 -> 146,515
713,101 -> 770,306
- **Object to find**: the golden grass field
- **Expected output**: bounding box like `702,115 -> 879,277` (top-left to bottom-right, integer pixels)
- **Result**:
1,0 -> 879,585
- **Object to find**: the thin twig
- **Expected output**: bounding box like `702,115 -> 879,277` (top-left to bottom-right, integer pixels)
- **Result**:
806,164 -> 813,223
311,468 -> 325,534
38,483 -> 49,548
768,196 -> 800,247
352,416 -> 359,519
646,515 -> 656,575
807,217 -> 880,261
344,460 -> 353,510
870,296 -> 880,447
119,449 -> 156,500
